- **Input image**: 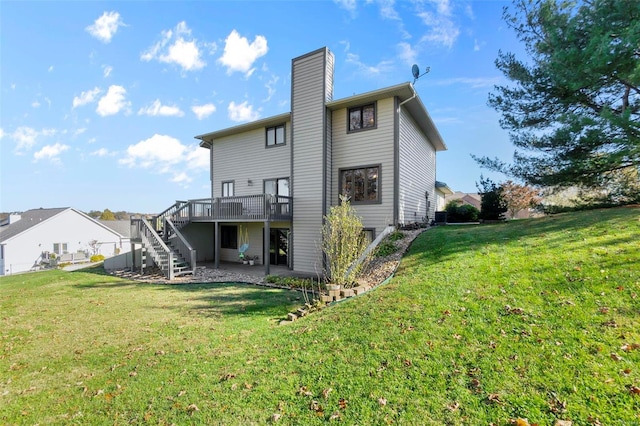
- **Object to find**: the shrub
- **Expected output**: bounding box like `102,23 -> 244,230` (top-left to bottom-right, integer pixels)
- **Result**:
445,200 -> 480,223
321,196 -> 369,287
387,231 -> 405,242
90,254 -> 105,263
375,240 -> 398,257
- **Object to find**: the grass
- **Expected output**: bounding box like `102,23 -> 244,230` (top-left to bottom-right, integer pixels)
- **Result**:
1,207 -> 639,425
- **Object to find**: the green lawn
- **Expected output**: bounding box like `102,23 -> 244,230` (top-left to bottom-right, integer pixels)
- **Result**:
1,207 -> 639,425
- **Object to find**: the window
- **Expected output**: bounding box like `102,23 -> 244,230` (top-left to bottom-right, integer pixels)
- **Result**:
362,228 -> 375,245
220,225 -> 237,249
340,165 -> 380,203
264,178 -> 289,197
266,124 -> 285,147
265,177 -> 290,215
348,103 -> 376,132
222,181 -> 234,197
53,243 -> 68,255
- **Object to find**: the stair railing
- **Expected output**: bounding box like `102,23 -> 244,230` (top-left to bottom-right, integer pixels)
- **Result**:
133,218 -> 175,280
164,218 -> 196,275
152,200 -> 189,235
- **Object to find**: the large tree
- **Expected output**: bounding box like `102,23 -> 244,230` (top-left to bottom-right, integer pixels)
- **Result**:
475,0 -> 640,193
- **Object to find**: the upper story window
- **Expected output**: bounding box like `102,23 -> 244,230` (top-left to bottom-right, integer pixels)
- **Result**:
348,103 -> 376,132
266,124 -> 286,147
264,177 -> 289,197
222,181 -> 234,197
340,165 -> 380,203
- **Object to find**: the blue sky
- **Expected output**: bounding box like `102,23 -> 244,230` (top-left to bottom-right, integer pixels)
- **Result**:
1,0 -> 523,213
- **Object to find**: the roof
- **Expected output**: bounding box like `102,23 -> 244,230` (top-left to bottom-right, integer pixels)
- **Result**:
194,83 -> 446,151
196,113 -> 291,147
0,207 -> 126,243
98,220 -> 132,238
0,207 -> 68,242
435,181 -> 454,195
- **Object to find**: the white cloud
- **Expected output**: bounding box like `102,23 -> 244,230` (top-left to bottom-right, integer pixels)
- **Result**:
345,52 -> 394,77
191,103 -> 216,120
48,65 -> 54,72
228,101 -> 260,122
90,148 -> 111,157
334,0 -> 357,13
185,147 -> 209,169
9,126 -> 56,153
434,76 -> 502,89
103,65 -> 113,77
138,99 -> 185,117
73,87 -> 102,108
74,128 -> 87,136
119,134 -> 208,186
378,0 -> 400,20
417,0 -> 460,48
86,11 -> 125,43
218,30 -> 268,76
96,85 -> 130,116
0,128 -> 5,139
263,75 -> 279,102
119,134 -> 186,169
32,100 -> 41,108
141,21 -> 207,72
171,172 -> 192,185
33,143 -> 69,162
397,42 -> 417,66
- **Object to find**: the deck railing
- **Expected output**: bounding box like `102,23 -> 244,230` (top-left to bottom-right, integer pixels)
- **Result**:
185,194 -> 293,222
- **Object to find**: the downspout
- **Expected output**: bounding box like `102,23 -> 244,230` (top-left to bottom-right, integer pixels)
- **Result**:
395,84 -> 417,226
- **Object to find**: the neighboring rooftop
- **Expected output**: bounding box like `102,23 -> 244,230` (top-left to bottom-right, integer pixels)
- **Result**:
0,207 -> 69,242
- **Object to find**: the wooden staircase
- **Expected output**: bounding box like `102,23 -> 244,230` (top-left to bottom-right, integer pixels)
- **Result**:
131,203 -> 196,280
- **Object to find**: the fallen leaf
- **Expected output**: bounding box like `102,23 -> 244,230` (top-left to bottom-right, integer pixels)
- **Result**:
610,352 -> 623,361
298,386 -> 313,397
322,388 -> 332,399
338,398 -> 347,410
129,371 -> 137,377
403,359 -> 412,367
446,401 -> 460,411
177,390 -> 186,397
271,413 -> 281,422
487,393 -> 502,404
186,403 -> 199,414
629,385 -> 640,395
453,334 -> 462,340
309,400 -> 322,412
329,411 -> 341,421
244,382 -> 253,390
155,350 -> 165,355
378,397 -> 387,406
510,418 -> 530,426
221,373 -> 236,381
555,421 -> 572,426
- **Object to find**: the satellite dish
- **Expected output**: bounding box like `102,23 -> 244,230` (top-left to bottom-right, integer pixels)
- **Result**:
411,64 -> 420,80
411,64 -> 431,84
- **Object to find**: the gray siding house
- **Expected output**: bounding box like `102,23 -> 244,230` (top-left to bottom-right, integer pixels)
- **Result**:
131,47 -> 446,279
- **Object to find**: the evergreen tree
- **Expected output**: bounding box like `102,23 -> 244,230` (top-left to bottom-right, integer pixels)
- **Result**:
477,176 -> 507,221
474,0 -> 640,194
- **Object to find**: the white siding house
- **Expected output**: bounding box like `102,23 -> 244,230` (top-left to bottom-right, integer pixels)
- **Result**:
0,208 -> 130,276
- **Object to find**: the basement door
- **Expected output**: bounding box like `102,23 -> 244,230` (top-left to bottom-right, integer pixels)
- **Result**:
269,228 -> 289,266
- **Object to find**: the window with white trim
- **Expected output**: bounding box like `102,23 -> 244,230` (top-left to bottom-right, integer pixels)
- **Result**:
222,181 -> 234,197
